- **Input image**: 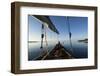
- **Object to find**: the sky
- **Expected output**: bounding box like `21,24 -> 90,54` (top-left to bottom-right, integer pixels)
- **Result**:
28,15 -> 88,42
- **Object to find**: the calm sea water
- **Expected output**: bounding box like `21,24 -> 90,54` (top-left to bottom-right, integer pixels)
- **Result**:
28,41 -> 88,60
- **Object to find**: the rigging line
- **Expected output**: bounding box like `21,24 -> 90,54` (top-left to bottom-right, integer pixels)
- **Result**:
40,24 -> 44,49
56,34 -> 59,43
44,26 -> 48,49
66,17 -> 74,55
32,15 -> 44,49
42,26 -> 49,60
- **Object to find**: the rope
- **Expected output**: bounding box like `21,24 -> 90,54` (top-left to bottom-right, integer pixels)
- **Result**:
66,17 -> 73,55
57,34 -> 59,43
42,26 -> 49,60
44,26 -> 48,52
40,24 -> 44,49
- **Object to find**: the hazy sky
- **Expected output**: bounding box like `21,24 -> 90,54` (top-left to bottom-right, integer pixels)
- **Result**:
28,15 -> 88,42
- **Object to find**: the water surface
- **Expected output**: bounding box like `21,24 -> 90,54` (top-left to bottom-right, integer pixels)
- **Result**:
28,41 -> 88,60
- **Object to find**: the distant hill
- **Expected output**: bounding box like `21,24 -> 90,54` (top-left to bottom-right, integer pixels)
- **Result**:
78,38 -> 88,43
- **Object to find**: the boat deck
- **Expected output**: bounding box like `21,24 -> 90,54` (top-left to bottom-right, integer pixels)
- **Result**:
36,42 -> 73,60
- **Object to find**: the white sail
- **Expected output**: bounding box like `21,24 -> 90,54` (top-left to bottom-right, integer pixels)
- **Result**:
32,15 -> 59,34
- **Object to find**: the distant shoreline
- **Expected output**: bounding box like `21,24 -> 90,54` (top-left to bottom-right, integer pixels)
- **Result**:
78,38 -> 88,43
28,41 -> 39,43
